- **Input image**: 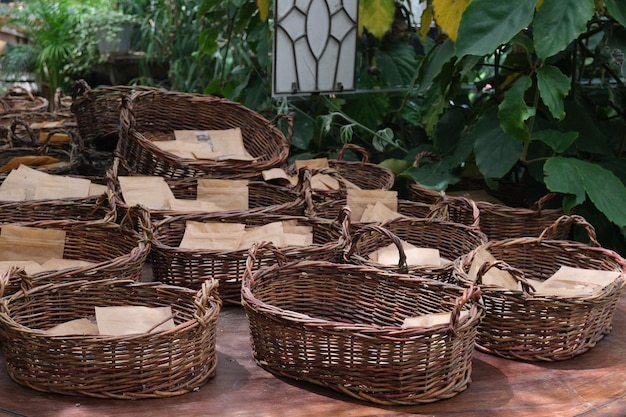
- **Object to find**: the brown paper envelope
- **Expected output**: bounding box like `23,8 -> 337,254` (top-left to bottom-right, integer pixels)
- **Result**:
1,224 -> 66,241
0,165 -> 49,200
46,318 -> 100,336
95,306 -> 175,336
0,260 -> 45,275
168,198 -> 221,212
359,202 -> 403,223
153,140 -> 201,159
38,131 -> 70,143
534,265 -> 621,297
179,221 -> 245,249
370,241 -> 441,266
401,310 -> 470,329
0,237 -> 65,264
118,176 -> 175,209
294,158 -> 329,170
88,182 -> 108,197
197,179 -> 249,210
174,128 -> 253,160
39,258 -> 94,272
0,156 -> 61,173
238,222 -> 285,249
468,247 -> 518,290
262,168 -> 298,185
347,189 -> 398,221
33,174 -> 91,199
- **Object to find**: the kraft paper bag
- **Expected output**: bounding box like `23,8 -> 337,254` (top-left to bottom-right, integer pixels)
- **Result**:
401,310 -> 470,329
179,221 -> 246,250
262,168 -> 298,186
468,247 -> 519,290
0,164 -> 48,200
153,140 -> 204,159
0,260 -> 44,276
88,182 -> 108,196
39,258 -> 94,272
118,176 -> 175,209
0,225 -> 66,264
359,202 -> 403,223
95,306 -> 175,336
238,221 -> 285,249
294,158 -> 329,171
33,173 -> 91,200
0,155 -> 61,173
369,241 -> 442,266
168,198 -> 221,213
347,189 -> 398,222
46,318 -> 99,336
173,128 -> 254,161
534,265 -> 621,297
196,179 -> 249,211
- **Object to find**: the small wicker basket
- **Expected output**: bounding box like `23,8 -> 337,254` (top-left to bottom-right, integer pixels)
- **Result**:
242,243 -> 484,405
151,208 -> 350,304
0,277 -> 221,399
453,215 -> 626,361
116,90 -> 291,179
0,85 -> 49,115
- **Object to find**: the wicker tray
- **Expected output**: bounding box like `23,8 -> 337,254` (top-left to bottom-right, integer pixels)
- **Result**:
241,245 -> 484,405
346,219 -> 487,283
151,208 -> 350,304
108,157 -> 307,223
116,90 -> 291,179
0,85 -> 49,115
453,215 -> 626,361
0,277 -> 221,399
0,207 -> 150,297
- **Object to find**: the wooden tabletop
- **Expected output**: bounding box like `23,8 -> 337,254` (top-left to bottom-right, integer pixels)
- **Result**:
0,294 -> 624,417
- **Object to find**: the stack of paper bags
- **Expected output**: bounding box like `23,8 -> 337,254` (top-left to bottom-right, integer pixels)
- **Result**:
153,128 -> 255,161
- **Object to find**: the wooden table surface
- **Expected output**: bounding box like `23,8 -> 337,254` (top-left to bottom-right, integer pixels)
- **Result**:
0,294 -> 624,417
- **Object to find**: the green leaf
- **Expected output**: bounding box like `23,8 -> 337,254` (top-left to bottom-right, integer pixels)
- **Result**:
417,39 -> 455,94
605,0 -> 626,29
498,75 -> 534,141
533,0 -> 595,59
376,42 -> 419,87
471,107 -> 524,178
456,0 -> 537,57
560,100 -> 610,154
291,113 -> 315,151
544,157 -> 626,227
532,129 -> 578,153
401,157 -> 460,191
342,92 -> 389,130
359,0 -> 395,38
536,65 -> 571,120
380,158 -> 411,174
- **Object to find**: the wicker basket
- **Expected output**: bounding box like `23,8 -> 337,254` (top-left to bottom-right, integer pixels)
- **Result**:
116,90 -> 291,179
453,215 -> 626,361
0,113 -> 77,149
151,208 -> 350,304
108,157 -> 307,223
70,79 -> 163,146
241,244 -> 484,405
0,85 -> 49,115
0,206 -> 150,297
346,218 -> 487,283
0,277 -> 221,399
289,144 -> 395,201
53,87 -> 73,117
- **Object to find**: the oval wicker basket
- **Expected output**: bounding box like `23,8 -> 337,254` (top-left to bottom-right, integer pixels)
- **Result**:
0,85 -> 49,115
347,219 -> 487,283
453,215 -> 626,361
0,277 -> 221,399
151,208 -> 350,304
242,244 -> 484,405
0,206 -> 150,297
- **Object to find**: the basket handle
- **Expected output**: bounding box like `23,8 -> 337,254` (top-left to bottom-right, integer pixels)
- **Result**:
119,93 -> 136,137
120,204 -> 153,242
346,223 -> 408,273
529,192 -> 559,217
9,118 -> 38,146
242,241 -> 289,289
412,151 -> 441,168
71,79 -> 92,101
428,195 -> 480,228
5,85 -> 36,101
269,113 -> 294,146
449,285 -> 482,333
476,260 -> 536,294
194,278 -> 222,325
336,143 -> 370,163
538,214 -> 599,246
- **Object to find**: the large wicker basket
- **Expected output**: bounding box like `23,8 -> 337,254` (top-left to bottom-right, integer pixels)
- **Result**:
151,208 -> 350,304
116,90 -> 291,179
242,244 -> 484,405
347,218 -> 487,283
453,215 -> 626,361
0,277 -> 221,399
108,157 -> 307,223
0,85 -> 49,115
0,207 -> 150,296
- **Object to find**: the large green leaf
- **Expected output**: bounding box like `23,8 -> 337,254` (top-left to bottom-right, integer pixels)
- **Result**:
376,42 -> 419,87
342,92 -> 389,131
359,0 -> 395,38
544,157 -> 626,227
533,0 -> 594,60
498,75 -> 534,141
472,107 -> 524,178
560,100 -> 610,154
401,157 -> 460,191
532,129 -> 578,153
417,39 -> 455,94
606,0 -> 626,29
455,0 -> 537,57
536,65 -> 571,120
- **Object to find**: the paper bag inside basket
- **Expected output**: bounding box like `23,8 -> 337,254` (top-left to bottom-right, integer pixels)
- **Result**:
0,225 -> 66,264
261,168 -> 299,186
168,198 -> 221,213
46,318 -> 99,336
173,128 -> 254,161
95,306 -> 175,336
196,179 -> 249,211
468,247 -> 518,290
0,260 -> 44,275
347,189 -> 398,222
179,221 -> 246,250
533,265 -> 621,297
359,202 -> 403,223
401,310 -> 470,329
118,176 -> 175,209
0,155 -> 61,173
33,172 -> 91,200
369,241 -> 443,266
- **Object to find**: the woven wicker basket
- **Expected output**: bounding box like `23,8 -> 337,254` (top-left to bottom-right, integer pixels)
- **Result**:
70,79 -> 163,146
242,244 -> 484,405
0,113 -> 77,149
453,215 -> 626,361
0,85 -> 49,115
116,90 -> 291,179
0,277 -> 221,399
0,206 -> 150,297
151,208 -> 350,304
347,219 -> 487,283
108,157 -> 306,223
